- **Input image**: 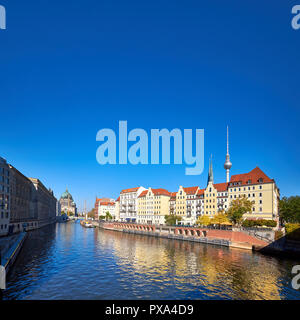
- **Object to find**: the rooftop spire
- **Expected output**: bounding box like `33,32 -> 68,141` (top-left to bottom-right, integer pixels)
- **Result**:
207,155 -> 214,185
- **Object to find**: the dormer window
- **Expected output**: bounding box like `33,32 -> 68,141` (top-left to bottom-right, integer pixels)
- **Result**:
247,180 -> 252,184
258,178 -> 263,183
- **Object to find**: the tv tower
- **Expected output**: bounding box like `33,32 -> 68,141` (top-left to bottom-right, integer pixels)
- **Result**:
224,126 -> 232,183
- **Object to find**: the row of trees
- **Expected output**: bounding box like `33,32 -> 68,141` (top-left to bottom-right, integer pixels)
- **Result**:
279,196 -> 300,224
165,197 -> 278,228
86,209 -> 113,221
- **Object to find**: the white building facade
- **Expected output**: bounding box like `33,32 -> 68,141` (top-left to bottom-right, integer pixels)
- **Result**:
97,201 -> 115,219
119,186 -> 146,222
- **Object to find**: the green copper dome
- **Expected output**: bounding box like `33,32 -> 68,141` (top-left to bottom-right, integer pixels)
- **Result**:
60,189 -> 73,201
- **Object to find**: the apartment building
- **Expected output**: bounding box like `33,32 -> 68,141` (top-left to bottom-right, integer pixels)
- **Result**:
119,186 -> 146,222
97,201 -> 116,219
227,167 -> 280,223
137,188 -> 171,225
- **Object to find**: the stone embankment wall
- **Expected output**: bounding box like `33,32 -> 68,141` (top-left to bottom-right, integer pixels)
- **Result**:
99,222 -> 268,250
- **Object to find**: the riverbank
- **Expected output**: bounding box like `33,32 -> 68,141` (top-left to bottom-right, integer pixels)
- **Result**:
98,221 -> 268,251
0,232 -> 27,274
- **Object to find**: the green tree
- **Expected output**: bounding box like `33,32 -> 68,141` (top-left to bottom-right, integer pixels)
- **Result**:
87,208 -> 95,219
279,196 -> 300,224
196,215 -> 211,227
211,212 -> 230,226
105,211 -> 113,221
227,197 -> 253,226
165,215 -> 182,226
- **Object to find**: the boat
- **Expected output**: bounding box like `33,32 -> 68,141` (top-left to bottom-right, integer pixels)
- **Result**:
80,220 -> 95,228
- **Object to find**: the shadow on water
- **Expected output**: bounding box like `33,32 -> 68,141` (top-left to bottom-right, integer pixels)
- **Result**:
258,227 -> 300,259
3,222 -> 300,300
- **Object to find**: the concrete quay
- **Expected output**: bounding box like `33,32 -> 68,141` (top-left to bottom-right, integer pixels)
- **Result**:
0,232 -> 27,274
98,221 -> 268,251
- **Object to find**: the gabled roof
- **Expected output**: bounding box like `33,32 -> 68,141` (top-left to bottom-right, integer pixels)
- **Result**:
116,196 -> 120,202
213,183 -> 229,192
121,187 -> 140,194
196,189 -> 205,195
152,188 -> 171,196
170,192 -> 177,198
138,190 -> 148,198
230,167 -> 273,186
138,188 -> 171,198
183,186 -> 199,195
99,201 -> 115,206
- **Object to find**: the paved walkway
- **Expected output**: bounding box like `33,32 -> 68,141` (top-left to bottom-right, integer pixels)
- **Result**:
0,233 -> 26,268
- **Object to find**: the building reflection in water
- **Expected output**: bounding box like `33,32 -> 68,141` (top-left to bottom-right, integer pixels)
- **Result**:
4,223 -> 299,300
96,229 -> 294,300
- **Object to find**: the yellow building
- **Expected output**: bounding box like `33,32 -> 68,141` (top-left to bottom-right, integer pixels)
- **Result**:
227,167 -> 280,223
137,188 -> 171,225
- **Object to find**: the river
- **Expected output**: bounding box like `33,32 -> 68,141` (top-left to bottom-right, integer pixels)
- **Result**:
3,221 -> 300,300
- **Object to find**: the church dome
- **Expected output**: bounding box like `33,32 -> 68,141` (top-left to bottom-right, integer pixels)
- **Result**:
60,189 -> 73,201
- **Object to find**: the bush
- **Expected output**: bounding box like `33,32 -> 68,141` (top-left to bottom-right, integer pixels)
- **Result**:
275,230 -> 284,240
264,220 -> 277,228
285,223 -> 300,241
242,219 -> 277,228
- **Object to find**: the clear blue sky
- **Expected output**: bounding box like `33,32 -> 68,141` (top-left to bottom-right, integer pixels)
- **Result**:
0,1 -> 299,211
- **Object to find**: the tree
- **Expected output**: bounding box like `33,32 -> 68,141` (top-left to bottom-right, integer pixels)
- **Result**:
165,215 -> 182,226
211,212 -> 230,226
105,211 -> 113,221
87,209 -> 95,219
196,215 -> 211,227
227,197 -> 253,226
279,196 -> 300,224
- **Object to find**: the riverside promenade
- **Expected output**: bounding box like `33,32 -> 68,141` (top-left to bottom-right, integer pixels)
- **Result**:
98,221 -> 269,251
0,232 -> 27,274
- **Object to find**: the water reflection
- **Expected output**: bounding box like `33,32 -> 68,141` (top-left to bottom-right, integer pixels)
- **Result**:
4,222 -> 300,300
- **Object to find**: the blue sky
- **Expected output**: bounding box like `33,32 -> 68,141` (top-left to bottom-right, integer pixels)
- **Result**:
0,1 -> 300,211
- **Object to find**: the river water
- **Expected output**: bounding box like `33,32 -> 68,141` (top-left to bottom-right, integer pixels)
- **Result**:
3,221 -> 300,300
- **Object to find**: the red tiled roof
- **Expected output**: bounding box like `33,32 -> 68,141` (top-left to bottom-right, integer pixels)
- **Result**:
116,196 -> 120,202
170,192 -> 177,198
121,187 -> 139,194
138,190 -> 148,198
138,188 -> 171,198
196,189 -> 205,195
95,197 -> 111,204
183,186 -> 199,195
152,188 -> 171,196
214,183 -> 229,192
230,167 -> 273,186
99,202 -> 115,206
